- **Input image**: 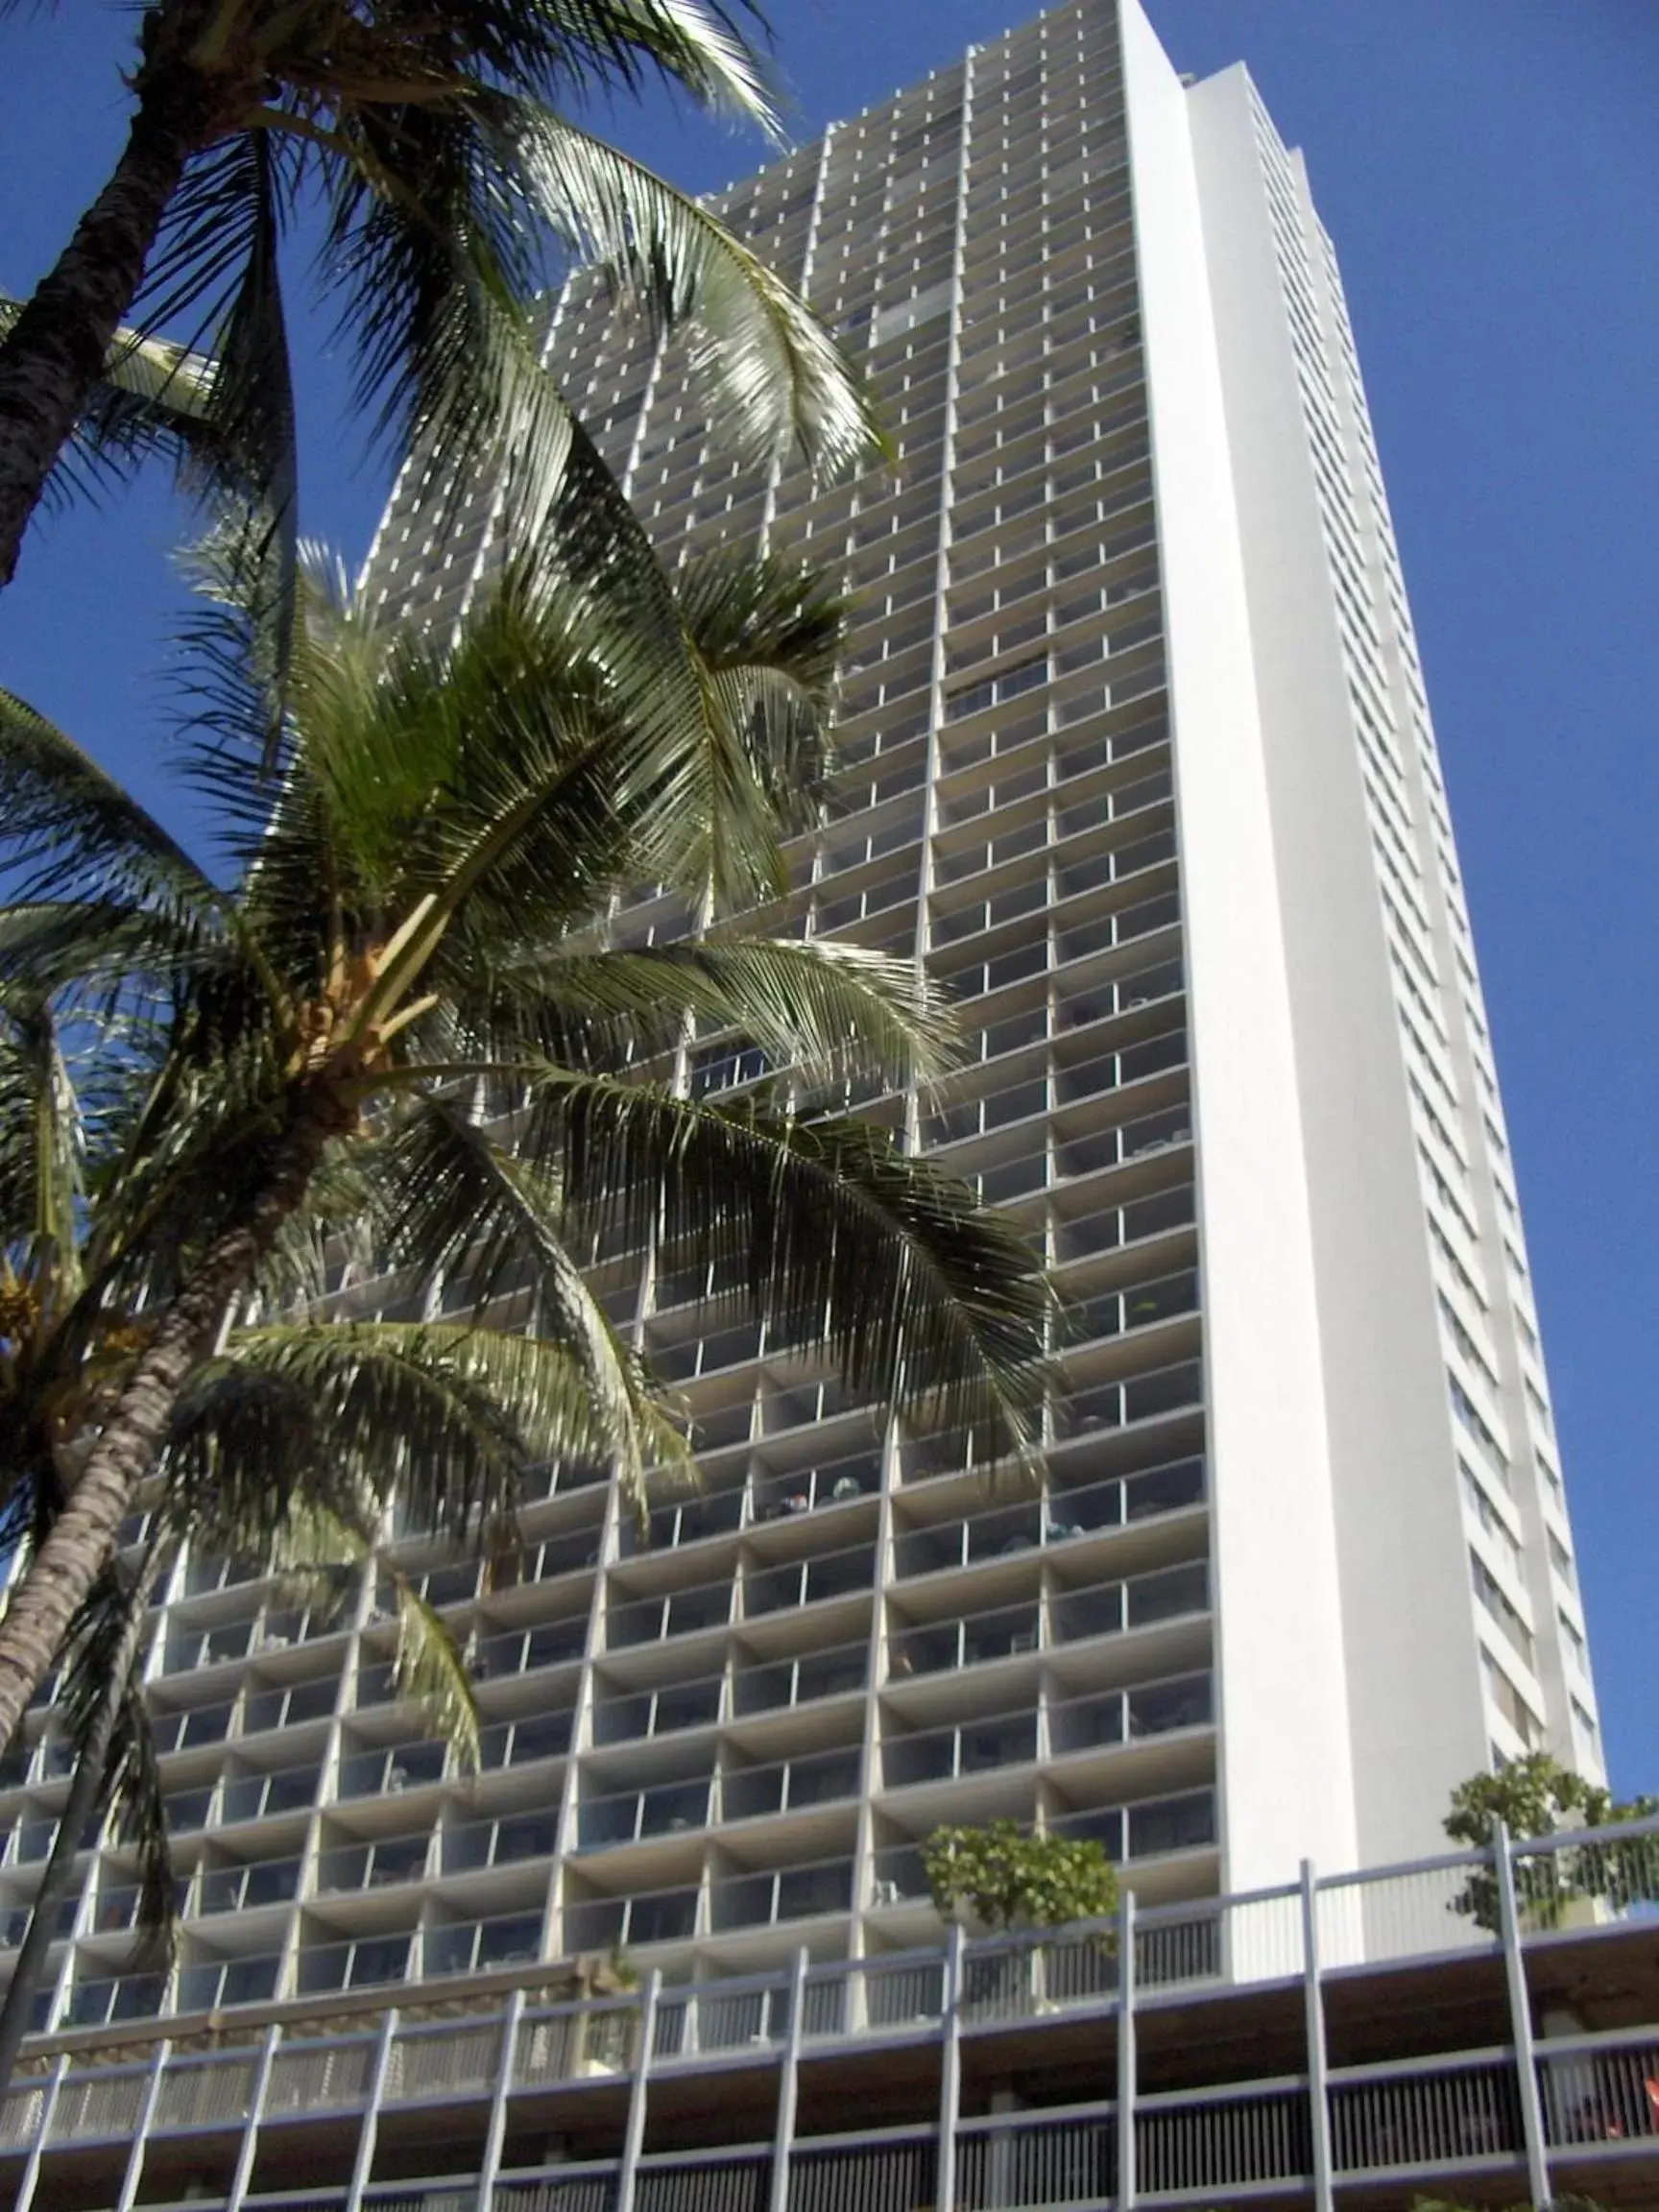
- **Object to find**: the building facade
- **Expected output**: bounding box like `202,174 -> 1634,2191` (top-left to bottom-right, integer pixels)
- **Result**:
0,0 -> 1603,2042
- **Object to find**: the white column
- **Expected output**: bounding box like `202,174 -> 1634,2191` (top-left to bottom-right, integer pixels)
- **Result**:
113,2039 -> 170,2212
1298,1862 -> 1334,2212
615,1968 -> 662,2212
1116,1887 -> 1137,2212
1493,1819 -> 1551,2207
225,2025 -> 280,2212
13,2056 -> 67,2212
475,1991 -> 525,2212
767,1946 -> 810,2212
936,1921 -> 965,2212
344,2008 -> 400,2212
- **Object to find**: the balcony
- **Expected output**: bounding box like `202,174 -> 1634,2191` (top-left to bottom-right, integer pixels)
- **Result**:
438,1812 -> 559,1877
576,1776 -> 712,1852
710,1855 -> 856,1934
1068,1268 -> 1199,1346
591,1674 -> 724,1748
1052,1176 -> 1193,1262
316,1834 -> 430,1895
889,1600 -> 1041,1678
333,1741 -> 446,1801
193,1853 -> 305,1917
1054,1358 -> 1204,1439
730,1642 -> 871,1719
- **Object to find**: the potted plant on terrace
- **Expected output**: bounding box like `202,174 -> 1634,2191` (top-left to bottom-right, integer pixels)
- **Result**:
921,1819 -> 1118,2016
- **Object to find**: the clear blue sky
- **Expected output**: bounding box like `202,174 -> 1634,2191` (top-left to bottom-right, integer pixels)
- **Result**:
1,1 -> 1654,1793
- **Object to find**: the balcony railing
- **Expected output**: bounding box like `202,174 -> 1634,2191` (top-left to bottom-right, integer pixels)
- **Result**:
6,1815 -> 1656,2212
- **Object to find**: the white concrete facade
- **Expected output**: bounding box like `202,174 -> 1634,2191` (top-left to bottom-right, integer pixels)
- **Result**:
1119,10 -> 1603,1863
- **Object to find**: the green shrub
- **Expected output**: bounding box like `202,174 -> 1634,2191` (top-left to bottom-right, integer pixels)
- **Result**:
920,1819 -> 1118,1933
1444,1755 -> 1659,1932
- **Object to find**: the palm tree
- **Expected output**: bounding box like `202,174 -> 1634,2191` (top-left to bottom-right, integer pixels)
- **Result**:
0,540 -> 1052,1761
0,956 -> 684,2077
0,0 -> 878,591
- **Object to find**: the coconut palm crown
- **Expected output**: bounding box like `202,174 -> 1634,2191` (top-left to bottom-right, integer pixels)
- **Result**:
0,541 -> 1052,1760
0,0 -> 879,592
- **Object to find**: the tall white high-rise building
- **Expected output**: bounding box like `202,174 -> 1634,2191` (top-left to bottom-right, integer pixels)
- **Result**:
0,0 -> 1603,2042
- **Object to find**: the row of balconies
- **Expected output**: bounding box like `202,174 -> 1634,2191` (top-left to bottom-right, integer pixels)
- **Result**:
73,1447 -> 1205,1817
110,1389 -> 1203,1759
121,1266 -> 1200,1712
55,1663 -> 1213,1960
642,1240 -> 1191,1397
4,1529 -> 1213,1894
43,1778 -> 1221,2034
132,1559 -> 1209,1824
61,1774 -> 1219,2023
809,733 -> 1172,943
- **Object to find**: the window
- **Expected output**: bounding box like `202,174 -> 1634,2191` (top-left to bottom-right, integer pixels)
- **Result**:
945,653 -> 1050,720
1450,1375 -> 1509,1488
1482,1652 -> 1539,1748
1471,1550 -> 1533,1667
1547,1530 -> 1575,1589
1440,1295 -> 1500,1393
1430,1216 -> 1487,1311
872,279 -> 953,347
1462,1465 -> 1523,1581
1557,1610 -> 1587,1672
1524,1380 -> 1553,1438
1571,1698 -> 1599,1753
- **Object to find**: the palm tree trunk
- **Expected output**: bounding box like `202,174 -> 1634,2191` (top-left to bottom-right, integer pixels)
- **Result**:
0,32 -> 219,588
0,1565 -> 154,2095
0,1106 -> 336,1754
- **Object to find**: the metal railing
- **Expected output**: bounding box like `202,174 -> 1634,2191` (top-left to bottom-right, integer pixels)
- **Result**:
1328,2047 -> 1522,2176
1137,2073 -> 1310,2197
955,2101 -> 1117,2209
5,1814 -> 1658,2212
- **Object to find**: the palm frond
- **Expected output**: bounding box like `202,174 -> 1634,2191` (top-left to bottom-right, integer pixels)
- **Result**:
370,1094 -> 679,1517
321,107 -> 578,554
566,0 -> 782,132
56,1566 -> 174,1971
0,689 -> 219,918
673,546 -> 849,831
0,992 -> 84,1286
376,1560 -> 481,1772
167,1319 -> 676,1548
504,105 -> 878,475
523,1070 -> 1053,1457
455,937 -> 955,1096
0,901 -> 213,1006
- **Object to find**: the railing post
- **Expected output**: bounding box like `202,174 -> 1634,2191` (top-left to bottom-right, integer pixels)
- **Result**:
226,2024 -> 280,2212
937,1921 -> 965,2212
1299,1863 -> 1334,2212
1117,1888 -> 1136,2212
114,2038 -> 170,2212
476,1992 -> 525,2212
344,2008 -> 399,2212
768,1948 -> 809,2212
615,1969 -> 661,2212
13,2055 -> 66,2212
1493,1818 -> 1551,2208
